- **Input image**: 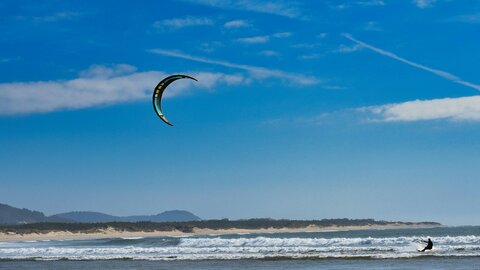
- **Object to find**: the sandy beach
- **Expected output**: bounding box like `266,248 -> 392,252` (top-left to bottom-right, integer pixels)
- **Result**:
0,224 -> 441,242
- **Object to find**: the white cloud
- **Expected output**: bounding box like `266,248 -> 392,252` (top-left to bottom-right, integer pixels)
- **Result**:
153,16 -> 213,29
199,41 -> 223,53
259,50 -> 280,57
0,64 -> 245,115
333,44 -> 363,53
450,13 -> 480,24
291,43 -> 319,49
184,0 -> 302,19
16,12 -> 80,23
223,19 -> 251,28
333,4 -> 350,10
236,32 -> 291,44
0,56 -> 21,63
412,0 -> 436,9
363,21 -> 383,31
318,33 -> 328,39
298,53 -> 322,60
342,33 -> 480,92
322,85 -> 346,90
332,1 -> 385,10
272,32 -> 292,38
149,49 -> 321,85
357,0 -> 385,6
362,95 -> 480,122
79,64 -> 137,78
237,35 -> 270,44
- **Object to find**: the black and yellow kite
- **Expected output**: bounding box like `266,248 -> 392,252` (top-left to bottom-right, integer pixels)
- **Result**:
152,74 -> 197,126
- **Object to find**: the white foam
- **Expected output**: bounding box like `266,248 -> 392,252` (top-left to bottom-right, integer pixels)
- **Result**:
177,235 -> 480,247
1,235 -> 479,261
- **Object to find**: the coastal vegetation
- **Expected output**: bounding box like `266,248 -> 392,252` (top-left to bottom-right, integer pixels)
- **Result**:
0,218 -> 440,234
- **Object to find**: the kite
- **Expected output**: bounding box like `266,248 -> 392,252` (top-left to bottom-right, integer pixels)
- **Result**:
152,74 -> 197,126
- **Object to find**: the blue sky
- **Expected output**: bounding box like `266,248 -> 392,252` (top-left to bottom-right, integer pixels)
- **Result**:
1,0 -> 480,225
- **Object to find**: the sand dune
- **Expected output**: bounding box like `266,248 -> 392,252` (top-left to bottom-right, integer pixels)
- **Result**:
0,224 -> 440,242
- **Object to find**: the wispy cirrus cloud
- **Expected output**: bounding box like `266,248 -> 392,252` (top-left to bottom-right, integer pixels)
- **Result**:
363,21 -> 383,31
223,19 -> 252,28
15,11 -> 80,23
332,1 -> 385,10
333,44 -> 363,53
0,64 -> 244,115
412,0 -> 436,9
272,32 -> 292,38
357,0 -> 385,6
291,43 -> 320,49
298,53 -> 322,60
236,32 -> 292,44
183,0 -> 303,19
0,56 -> 21,63
153,16 -> 213,29
291,95 -> 480,125
237,35 -> 270,44
199,41 -> 224,53
342,33 -> 480,92
361,95 -> 480,122
79,64 -> 137,78
450,13 -> 480,24
258,50 -> 280,57
332,3 -> 350,10
148,49 -> 320,85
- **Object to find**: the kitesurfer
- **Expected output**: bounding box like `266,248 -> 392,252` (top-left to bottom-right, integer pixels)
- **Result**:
419,238 -> 433,252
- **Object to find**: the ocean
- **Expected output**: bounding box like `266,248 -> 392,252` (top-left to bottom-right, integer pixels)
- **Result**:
1,226 -> 479,269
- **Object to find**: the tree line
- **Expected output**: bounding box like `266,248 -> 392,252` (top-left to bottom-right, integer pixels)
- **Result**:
0,218 -> 440,234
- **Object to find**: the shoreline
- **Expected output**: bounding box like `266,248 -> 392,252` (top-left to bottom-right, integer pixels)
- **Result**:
0,224 -> 441,242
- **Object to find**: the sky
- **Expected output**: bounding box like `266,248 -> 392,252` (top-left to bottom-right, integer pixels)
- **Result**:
1,0 -> 479,225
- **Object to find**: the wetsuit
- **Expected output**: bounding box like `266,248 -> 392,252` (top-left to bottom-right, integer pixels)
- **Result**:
419,239 -> 433,252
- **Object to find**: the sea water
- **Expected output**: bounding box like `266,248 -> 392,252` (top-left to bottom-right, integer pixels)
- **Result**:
1,226 -> 479,269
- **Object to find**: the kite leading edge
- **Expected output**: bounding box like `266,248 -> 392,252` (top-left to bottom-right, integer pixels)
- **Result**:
152,74 -> 197,126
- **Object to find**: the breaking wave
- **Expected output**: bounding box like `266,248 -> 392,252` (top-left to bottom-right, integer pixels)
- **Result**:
1,229 -> 480,261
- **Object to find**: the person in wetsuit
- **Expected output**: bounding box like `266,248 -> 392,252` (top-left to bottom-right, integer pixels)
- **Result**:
419,238 -> 433,252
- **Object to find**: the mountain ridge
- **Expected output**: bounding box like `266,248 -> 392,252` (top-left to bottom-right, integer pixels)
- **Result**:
52,210 -> 201,223
0,203 -> 69,224
0,203 -> 201,224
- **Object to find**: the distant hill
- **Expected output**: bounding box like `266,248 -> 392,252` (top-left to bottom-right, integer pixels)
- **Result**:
0,203 -> 69,224
52,210 -> 201,223
124,210 -> 202,222
50,211 -> 119,223
0,202 -> 201,224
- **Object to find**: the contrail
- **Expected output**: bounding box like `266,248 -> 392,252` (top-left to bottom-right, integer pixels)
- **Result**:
148,48 -> 320,85
342,33 -> 480,92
